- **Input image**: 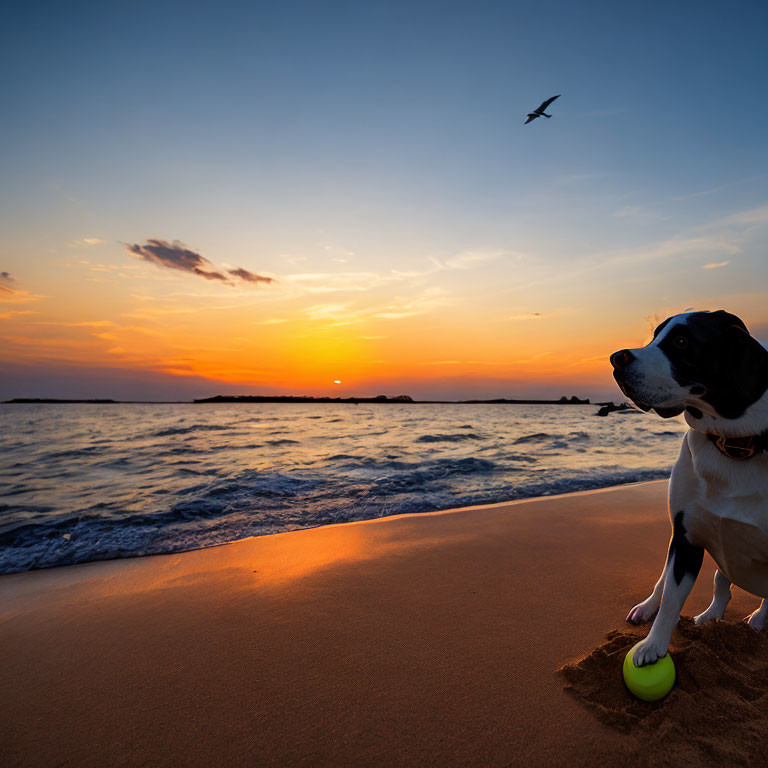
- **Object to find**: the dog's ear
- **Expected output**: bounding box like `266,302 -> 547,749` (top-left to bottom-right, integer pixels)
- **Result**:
719,318 -> 768,417
711,309 -> 749,334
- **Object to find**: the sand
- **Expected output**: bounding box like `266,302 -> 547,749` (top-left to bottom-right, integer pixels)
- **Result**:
1,480 -> 767,767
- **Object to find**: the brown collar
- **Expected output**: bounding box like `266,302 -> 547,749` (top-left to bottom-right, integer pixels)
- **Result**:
706,432 -> 763,461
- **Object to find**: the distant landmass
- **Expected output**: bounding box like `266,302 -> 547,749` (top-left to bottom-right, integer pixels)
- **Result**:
3,394 -> 592,405
194,394 -> 591,405
1,398 -> 186,404
3,398 -> 120,404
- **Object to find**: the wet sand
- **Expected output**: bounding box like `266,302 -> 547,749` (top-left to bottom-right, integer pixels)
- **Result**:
1,480 -> 765,767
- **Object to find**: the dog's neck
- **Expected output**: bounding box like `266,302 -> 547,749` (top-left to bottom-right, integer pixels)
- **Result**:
684,389 -> 768,440
685,389 -> 768,461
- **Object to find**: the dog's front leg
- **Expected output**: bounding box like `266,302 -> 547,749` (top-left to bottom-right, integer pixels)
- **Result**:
633,511 -> 704,666
626,561 -> 666,624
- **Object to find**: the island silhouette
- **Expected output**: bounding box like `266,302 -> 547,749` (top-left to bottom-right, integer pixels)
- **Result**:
4,394 -> 592,405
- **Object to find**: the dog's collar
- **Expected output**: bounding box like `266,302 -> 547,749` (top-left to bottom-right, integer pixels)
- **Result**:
705,432 -> 767,461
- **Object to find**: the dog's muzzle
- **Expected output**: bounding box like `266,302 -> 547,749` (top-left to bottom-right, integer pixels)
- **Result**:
610,349 -> 652,411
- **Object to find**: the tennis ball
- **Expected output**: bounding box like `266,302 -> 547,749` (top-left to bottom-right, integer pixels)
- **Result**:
622,643 -> 676,701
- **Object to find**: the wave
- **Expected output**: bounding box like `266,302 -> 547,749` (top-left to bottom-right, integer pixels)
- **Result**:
513,432 -> 555,444
152,424 -> 233,437
0,466 -> 672,575
415,433 -> 484,443
367,457 -> 497,496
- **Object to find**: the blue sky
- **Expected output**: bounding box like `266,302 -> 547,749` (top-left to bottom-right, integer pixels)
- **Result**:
1,0 -> 767,399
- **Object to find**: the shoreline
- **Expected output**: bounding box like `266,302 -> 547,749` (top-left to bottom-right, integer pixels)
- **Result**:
1,479 -> 667,599
1,474 -> 672,577
3,479 -> 763,766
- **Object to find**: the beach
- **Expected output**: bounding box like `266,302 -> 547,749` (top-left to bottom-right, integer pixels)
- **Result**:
3,479 -> 766,767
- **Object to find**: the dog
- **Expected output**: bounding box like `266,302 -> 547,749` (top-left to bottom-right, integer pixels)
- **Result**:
610,310 -> 768,666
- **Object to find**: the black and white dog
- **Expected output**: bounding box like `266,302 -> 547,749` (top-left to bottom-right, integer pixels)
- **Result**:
611,310 -> 768,666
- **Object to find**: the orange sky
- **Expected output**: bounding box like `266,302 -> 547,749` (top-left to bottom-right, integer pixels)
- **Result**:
3,228 -> 768,401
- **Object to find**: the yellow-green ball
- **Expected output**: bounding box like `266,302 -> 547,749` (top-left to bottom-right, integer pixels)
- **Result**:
622,643 -> 676,701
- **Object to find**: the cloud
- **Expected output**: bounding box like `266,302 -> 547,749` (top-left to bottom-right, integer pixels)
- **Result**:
509,312 -> 544,320
284,271 -> 387,293
125,239 -> 274,287
126,239 -> 227,281
436,250 -> 507,271
371,287 -> 450,320
702,261 -> 730,270
278,248 -> 522,299
718,203 -> 768,227
0,272 -> 14,285
298,288 -> 451,326
68,237 -> 106,248
670,175 -> 763,202
0,282 -> 43,305
228,267 -> 274,284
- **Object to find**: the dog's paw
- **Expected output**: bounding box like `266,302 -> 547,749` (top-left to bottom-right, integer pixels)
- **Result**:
632,637 -> 669,667
744,608 -> 767,631
626,597 -> 659,625
694,605 -> 725,625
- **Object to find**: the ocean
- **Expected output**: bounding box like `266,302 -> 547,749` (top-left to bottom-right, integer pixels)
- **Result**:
0,402 -> 687,574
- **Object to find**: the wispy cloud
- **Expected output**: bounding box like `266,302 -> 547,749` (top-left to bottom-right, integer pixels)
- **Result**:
670,175 -> 764,202
718,203 -> 768,227
299,287 -> 451,326
0,309 -> 35,320
68,237 -> 106,248
371,287 -> 450,320
227,267 -> 275,284
303,303 -> 350,320
0,283 -> 44,305
283,248 -> 514,295
702,260 -> 730,270
125,239 -> 274,286
283,271 -> 387,294
441,250 -> 505,270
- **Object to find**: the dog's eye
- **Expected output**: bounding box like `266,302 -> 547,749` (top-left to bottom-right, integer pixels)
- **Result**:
673,335 -> 688,350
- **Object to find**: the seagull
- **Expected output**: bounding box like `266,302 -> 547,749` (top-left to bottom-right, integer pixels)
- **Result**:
524,95 -> 561,124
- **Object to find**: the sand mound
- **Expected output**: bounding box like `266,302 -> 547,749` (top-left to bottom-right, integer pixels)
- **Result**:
559,617 -> 768,765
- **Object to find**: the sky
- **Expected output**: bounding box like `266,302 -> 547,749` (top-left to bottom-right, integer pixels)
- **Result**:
1,0 -> 767,401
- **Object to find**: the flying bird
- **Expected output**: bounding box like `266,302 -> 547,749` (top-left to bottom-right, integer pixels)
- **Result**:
524,95 -> 560,124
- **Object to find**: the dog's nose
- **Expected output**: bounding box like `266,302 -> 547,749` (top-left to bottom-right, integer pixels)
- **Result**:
610,349 -> 634,370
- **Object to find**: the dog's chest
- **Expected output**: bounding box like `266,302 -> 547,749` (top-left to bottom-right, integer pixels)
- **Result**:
688,502 -> 768,597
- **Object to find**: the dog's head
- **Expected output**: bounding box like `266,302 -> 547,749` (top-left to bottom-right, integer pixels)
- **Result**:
610,310 -> 768,432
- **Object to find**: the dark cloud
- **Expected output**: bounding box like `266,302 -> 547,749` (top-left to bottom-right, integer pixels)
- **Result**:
228,267 -> 275,284
125,239 -> 274,286
126,239 -> 228,281
0,271 -> 14,284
